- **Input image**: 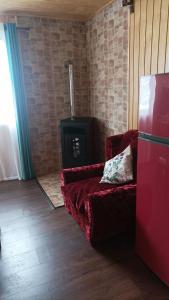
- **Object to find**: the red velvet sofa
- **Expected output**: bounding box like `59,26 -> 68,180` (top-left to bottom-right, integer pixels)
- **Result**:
61,130 -> 138,245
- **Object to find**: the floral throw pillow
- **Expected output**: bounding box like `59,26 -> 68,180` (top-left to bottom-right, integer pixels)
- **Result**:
100,145 -> 133,184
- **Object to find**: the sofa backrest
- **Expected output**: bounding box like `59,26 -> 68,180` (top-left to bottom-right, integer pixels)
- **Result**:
105,130 -> 138,181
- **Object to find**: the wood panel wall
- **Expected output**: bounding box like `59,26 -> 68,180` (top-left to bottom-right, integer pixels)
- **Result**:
128,0 -> 169,129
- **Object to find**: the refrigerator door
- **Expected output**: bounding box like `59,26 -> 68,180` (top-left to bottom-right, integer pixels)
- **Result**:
136,138 -> 169,285
139,74 -> 169,139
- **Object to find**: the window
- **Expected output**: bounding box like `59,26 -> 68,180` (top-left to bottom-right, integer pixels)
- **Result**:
0,24 -> 16,127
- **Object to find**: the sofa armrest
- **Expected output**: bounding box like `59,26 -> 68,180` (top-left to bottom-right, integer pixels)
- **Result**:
86,184 -> 136,244
61,162 -> 105,186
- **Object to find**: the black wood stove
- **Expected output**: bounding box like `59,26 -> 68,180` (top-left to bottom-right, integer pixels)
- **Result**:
60,117 -> 94,168
60,63 -> 95,168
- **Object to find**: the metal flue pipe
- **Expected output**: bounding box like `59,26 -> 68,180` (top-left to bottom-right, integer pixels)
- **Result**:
67,63 -> 75,120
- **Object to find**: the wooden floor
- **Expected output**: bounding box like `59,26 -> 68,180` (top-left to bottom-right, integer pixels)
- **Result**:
0,180 -> 169,300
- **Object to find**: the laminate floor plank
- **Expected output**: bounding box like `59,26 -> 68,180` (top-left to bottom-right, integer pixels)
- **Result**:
0,180 -> 169,300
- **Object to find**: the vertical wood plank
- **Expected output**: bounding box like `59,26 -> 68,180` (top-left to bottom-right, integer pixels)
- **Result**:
128,0 -> 169,129
151,0 -> 162,74
128,12 -> 135,129
158,0 -> 169,73
139,0 -> 147,76
145,0 -> 154,75
127,9 -> 130,130
133,0 -> 141,129
165,3 -> 169,72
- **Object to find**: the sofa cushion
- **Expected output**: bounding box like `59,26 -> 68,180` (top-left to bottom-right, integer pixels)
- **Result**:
100,145 -> 133,184
106,130 -> 138,181
62,176 -> 118,214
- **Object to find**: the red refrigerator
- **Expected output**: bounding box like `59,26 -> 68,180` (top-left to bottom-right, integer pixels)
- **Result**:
136,74 -> 169,286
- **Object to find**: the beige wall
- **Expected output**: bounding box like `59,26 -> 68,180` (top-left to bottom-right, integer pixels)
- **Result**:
86,0 -> 129,161
0,0 -> 129,173
129,0 -> 169,129
17,16 -> 89,176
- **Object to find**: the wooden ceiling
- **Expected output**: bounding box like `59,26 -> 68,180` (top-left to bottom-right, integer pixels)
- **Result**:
0,0 -> 112,21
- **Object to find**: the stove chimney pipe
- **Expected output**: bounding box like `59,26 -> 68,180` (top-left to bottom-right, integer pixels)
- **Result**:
65,61 -> 75,120
68,64 -> 75,120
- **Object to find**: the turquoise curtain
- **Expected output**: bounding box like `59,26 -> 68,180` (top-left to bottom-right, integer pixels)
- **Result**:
4,23 -> 34,180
